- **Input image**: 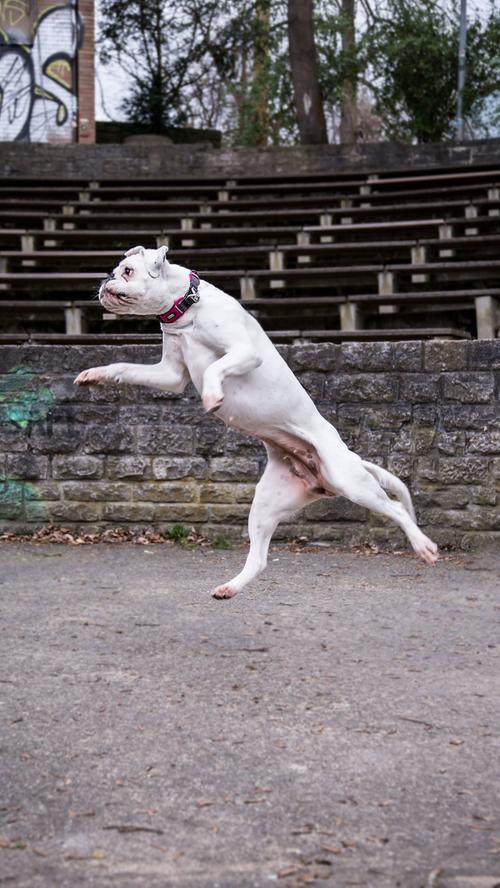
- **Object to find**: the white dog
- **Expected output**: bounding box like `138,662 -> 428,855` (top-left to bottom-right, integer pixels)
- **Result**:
75,246 -> 438,598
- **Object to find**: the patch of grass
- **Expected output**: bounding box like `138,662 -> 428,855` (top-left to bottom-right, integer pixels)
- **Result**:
162,523 -> 190,543
212,534 -> 232,550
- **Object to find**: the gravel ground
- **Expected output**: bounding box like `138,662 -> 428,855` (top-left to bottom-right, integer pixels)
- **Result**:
1,541 -> 499,888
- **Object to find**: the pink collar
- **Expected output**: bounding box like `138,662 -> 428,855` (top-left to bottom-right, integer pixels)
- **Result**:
158,271 -> 200,324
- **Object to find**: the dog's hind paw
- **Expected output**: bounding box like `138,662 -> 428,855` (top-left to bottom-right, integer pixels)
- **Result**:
414,535 -> 439,565
212,584 -> 238,600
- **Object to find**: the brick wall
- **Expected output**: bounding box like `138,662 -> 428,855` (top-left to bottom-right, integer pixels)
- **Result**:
0,0 -> 94,144
77,0 -> 95,144
0,341 -> 499,549
1,137 -> 500,178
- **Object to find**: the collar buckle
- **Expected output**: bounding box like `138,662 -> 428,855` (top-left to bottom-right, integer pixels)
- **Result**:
159,270 -> 200,325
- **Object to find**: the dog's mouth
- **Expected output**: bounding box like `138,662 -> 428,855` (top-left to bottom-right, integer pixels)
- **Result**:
100,286 -> 136,312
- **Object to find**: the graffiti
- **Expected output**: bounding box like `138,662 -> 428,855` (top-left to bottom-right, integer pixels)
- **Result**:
0,366 -> 54,427
0,366 -> 54,521
0,1 -> 83,142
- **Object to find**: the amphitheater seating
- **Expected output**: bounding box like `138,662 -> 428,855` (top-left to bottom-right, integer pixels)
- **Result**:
1,161 -> 499,341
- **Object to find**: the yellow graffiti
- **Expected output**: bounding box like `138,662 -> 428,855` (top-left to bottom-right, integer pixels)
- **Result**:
0,0 -> 29,29
44,57 -> 71,91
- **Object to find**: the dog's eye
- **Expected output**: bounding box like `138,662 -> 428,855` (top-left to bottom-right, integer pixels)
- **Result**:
123,267 -> 133,279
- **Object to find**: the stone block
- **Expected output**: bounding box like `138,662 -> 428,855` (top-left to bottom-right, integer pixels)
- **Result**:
296,371 -> 325,401
436,431 -> 465,455
0,347 -> 25,373
134,482 -> 199,503
152,456 -> 207,480
357,428 -> 395,458
199,522 -> 247,543
460,530 -> 500,550
363,403 -> 413,429
287,343 -> 338,372
225,428 -> 263,456
412,405 -> 439,426
194,422 -> 226,456
48,502 -> 103,522
209,457 -> 261,482
304,497 -> 366,522
137,425 -> 192,455
443,373 -> 494,403
200,483 -> 255,504
436,457 -> 489,483
0,482 -> 24,519
6,453 -> 49,480
119,405 -> 163,424
467,339 -> 500,370
414,487 -> 470,509
387,453 -> 413,479
413,428 -> 436,453
106,456 -> 151,480
85,425 -> 135,454
23,500 -> 49,521
153,503 -> 209,522
31,424 -> 83,454
424,506 -> 499,530
52,455 -> 104,480
441,404 -> 499,431
467,430 -> 500,454
424,340 -> 468,372
471,486 -> 497,506
102,502 -> 155,522
399,374 -> 440,403
24,482 -> 61,501
0,425 -> 28,452
62,482 -> 131,501
336,405 -> 362,429
326,374 -> 397,403
206,503 -> 250,523
340,341 -> 422,372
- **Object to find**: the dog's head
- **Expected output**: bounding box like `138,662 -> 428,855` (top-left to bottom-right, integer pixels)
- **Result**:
99,245 -> 171,316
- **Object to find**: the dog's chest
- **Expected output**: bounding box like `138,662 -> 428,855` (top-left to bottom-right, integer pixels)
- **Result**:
171,329 -> 216,393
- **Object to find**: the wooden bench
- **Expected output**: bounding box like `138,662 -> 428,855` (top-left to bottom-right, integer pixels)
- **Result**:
2,195 -> 497,234
2,177 -> 498,215
0,327 -> 471,346
2,282 -> 497,337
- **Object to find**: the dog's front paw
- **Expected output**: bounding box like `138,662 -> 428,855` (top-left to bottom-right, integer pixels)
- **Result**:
202,389 -> 224,414
74,367 -> 112,386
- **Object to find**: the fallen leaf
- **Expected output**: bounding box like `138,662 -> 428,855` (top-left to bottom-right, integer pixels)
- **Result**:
277,865 -> 302,878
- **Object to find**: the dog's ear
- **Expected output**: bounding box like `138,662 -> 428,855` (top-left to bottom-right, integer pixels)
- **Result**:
124,245 -> 146,258
146,245 -> 169,279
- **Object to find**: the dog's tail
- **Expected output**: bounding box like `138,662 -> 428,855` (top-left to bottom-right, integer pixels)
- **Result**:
362,459 -> 416,522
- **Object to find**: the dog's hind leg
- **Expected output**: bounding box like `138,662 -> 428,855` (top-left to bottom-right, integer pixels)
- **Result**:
361,459 -> 416,521
312,431 -> 438,564
212,446 -> 320,599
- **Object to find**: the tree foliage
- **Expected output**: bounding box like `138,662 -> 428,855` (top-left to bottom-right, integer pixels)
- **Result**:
97,0 -> 500,146
368,0 -> 500,143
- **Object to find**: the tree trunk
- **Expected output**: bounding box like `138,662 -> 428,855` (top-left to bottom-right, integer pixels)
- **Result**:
287,0 -> 328,144
339,0 -> 357,146
253,0 -> 270,145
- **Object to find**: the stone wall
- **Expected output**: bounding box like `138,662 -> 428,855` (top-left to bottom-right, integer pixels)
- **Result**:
0,341 -> 499,550
1,138 -> 500,179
